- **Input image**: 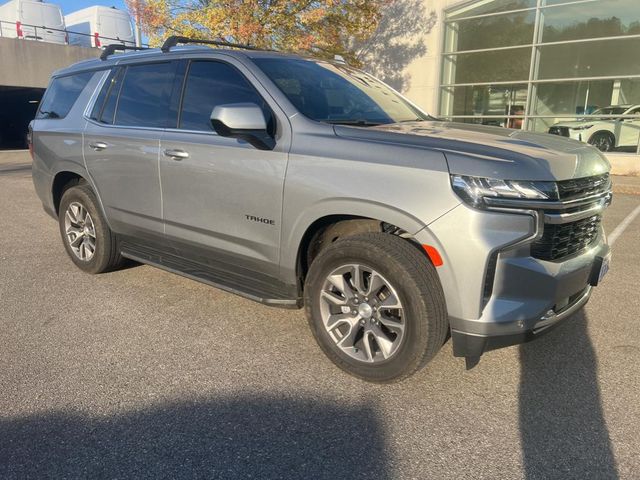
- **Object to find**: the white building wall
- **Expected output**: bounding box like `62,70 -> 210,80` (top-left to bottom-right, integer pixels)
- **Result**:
401,0 -> 467,115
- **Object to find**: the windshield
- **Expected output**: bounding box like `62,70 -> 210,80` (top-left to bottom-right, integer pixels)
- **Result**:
253,58 -> 429,126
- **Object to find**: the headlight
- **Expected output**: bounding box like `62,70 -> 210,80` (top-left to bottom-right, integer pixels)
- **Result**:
451,175 -> 559,208
570,124 -> 594,130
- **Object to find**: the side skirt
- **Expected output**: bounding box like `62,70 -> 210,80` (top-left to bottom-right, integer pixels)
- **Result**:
120,241 -> 302,309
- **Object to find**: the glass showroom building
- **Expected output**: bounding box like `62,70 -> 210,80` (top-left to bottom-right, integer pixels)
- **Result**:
405,0 -> 640,157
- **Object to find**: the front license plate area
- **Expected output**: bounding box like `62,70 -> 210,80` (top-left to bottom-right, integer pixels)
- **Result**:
589,255 -> 610,286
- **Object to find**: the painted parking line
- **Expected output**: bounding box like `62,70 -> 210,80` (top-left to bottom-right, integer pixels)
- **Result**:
609,203 -> 640,247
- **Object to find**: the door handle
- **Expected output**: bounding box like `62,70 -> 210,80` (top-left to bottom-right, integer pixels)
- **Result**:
89,141 -> 108,151
164,149 -> 189,161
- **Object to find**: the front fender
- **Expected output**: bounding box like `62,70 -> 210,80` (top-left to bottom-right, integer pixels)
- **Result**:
279,198 -> 431,285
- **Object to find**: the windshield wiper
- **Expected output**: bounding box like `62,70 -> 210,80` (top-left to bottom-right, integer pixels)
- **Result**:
323,119 -> 383,127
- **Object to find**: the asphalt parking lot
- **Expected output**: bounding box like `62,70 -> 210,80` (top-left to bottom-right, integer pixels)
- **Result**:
1,158 -> 639,480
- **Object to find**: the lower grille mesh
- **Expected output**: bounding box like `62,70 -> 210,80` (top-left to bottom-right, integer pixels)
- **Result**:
531,215 -> 601,261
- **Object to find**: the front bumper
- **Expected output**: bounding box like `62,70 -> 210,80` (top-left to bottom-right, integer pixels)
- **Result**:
450,285 -> 592,359
548,126 -> 595,143
448,238 -> 609,359
416,196 -> 610,359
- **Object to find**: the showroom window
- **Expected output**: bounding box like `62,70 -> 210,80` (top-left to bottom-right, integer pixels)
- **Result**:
440,0 -> 640,154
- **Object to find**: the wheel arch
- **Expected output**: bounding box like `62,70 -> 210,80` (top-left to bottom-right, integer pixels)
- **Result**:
51,166 -> 112,230
52,171 -> 84,216
295,215 -> 381,286
286,202 -> 428,293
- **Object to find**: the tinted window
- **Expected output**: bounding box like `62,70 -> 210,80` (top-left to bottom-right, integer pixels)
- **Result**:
253,58 -> 426,125
593,107 -> 627,116
115,62 -> 176,128
37,71 -> 94,119
179,61 -> 269,132
90,68 -> 124,124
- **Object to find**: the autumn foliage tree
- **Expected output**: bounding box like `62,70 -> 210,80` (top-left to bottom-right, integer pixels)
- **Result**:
127,0 -> 387,64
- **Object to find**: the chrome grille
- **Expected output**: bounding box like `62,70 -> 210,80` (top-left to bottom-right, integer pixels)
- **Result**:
531,214 -> 601,261
557,173 -> 610,200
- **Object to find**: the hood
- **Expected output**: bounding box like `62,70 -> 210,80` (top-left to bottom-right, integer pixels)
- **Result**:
553,117 -> 616,128
333,121 -> 610,181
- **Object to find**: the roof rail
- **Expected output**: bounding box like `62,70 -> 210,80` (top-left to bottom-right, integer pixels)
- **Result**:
100,44 -> 148,61
160,35 -> 268,53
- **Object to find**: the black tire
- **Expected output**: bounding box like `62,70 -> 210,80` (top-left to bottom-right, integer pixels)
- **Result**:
304,232 -> 448,383
58,182 -> 123,274
588,131 -> 615,152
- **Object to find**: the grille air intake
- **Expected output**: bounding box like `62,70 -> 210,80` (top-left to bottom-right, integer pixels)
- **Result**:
532,215 -> 601,261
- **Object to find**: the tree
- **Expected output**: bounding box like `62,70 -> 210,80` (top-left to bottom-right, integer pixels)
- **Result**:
127,0 -> 386,64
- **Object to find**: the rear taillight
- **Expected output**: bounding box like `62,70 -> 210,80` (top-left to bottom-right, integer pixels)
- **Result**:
16,21 -> 23,38
94,32 -> 101,47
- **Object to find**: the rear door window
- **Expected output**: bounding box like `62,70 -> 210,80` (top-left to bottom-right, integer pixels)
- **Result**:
114,62 -> 177,128
21,4 -> 42,24
37,71 -> 95,119
42,4 -> 64,28
178,60 -> 272,132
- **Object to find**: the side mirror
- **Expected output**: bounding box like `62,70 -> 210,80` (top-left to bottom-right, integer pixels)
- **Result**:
210,103 -> 274,150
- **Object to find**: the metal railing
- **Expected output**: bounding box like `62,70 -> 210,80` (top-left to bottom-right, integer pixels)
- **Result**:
0,19 -> 147,48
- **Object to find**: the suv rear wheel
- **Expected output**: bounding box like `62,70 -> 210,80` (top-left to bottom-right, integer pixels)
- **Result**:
304,233 -> 448,383
58,183 -> 123,274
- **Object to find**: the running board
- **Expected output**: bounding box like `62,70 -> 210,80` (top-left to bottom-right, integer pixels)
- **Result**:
120,242 -> 301,309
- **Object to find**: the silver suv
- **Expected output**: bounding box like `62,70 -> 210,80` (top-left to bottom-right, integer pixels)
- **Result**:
31,37 -> 612,382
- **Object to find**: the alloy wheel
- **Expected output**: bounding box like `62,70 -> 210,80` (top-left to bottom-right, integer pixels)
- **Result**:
319,264 -> 406,363
64,202 -> 96,261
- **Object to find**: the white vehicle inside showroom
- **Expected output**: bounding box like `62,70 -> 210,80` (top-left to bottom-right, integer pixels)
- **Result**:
549,105 -> 640,152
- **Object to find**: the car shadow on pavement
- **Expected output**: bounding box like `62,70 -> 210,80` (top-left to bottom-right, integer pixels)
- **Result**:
519,310 -> 618,479
0,395 -> 390,480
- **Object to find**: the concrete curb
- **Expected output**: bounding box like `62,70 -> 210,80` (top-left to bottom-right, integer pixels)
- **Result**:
612,176 -> 640,196
608,154 -> 640,177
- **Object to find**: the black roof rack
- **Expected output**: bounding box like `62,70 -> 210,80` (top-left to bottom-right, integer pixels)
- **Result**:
161,35 -> 268,53
100,44 -> 148,61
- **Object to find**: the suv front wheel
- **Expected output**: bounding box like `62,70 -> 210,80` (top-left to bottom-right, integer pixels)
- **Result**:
304,233 -> 448,383
588,131 -> 615,152
58,183 -> 123,274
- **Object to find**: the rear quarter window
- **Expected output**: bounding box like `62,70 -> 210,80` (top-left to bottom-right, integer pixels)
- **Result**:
90,67 -> 124,124
37,71 -> 95,120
